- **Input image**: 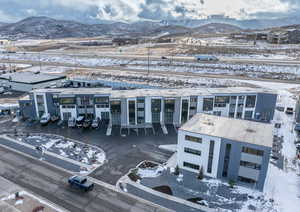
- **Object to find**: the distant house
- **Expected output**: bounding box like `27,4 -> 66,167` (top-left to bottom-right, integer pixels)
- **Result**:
267,29 -> 300,44
112,38 -> 139,46
177,113 -> 273,191
0,71 -> 66,92
230,32 -> 268,40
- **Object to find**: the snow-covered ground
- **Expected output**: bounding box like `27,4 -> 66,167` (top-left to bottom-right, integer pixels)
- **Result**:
22,65 -> 71,74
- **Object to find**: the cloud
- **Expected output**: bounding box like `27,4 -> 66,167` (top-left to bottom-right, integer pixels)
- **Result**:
0,0 -> 298,23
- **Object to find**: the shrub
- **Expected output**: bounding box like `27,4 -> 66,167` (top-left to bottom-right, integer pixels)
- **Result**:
174,165 -> 180,176
197,166 -> 204,180
228,179 -> 236,188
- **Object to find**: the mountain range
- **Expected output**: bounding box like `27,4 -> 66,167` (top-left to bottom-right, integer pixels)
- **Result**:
0,16 -> 298,39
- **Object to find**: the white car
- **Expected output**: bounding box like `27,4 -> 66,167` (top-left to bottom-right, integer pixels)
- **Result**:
40,113 -> 50,125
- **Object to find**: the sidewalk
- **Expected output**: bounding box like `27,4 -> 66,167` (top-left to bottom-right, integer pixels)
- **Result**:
0,176 -> 68,212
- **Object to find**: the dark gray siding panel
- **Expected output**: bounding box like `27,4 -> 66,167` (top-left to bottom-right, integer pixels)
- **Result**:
217,138 -> 271,191
19,99 -> 37,120
255,93 -> 277,122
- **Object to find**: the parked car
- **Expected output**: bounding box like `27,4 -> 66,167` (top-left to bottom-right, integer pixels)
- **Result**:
92,118 -> 100,128
40,113 -> 50,125
285,107 -> 294,115
83,119 -> 91,128
68,117 -> 76,128
76,116 -> 85,127
68,176 -> 94,192
275,106 -> 285,112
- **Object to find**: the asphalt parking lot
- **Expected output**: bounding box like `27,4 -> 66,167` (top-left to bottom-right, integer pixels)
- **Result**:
0,119 -> 177,185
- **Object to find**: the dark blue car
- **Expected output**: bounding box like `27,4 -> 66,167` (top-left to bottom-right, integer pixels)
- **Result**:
68,175 -> 94,192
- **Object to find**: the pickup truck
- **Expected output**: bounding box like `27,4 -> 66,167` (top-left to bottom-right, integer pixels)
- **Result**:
68,176 -> 94,192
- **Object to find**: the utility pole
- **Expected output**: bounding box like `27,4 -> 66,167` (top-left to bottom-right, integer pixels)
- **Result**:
38,52 -> 42,72
147,47 -> 150,75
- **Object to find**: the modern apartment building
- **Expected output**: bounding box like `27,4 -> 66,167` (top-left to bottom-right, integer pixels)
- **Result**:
177,113 -> 273,191
19,87 -> 277,128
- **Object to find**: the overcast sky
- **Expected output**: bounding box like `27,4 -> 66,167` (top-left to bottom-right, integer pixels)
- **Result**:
0,0 -> 298,23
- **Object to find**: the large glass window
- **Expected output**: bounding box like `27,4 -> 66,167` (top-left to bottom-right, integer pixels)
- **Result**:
207,140 -> 215,173
238,176 -> 256,184
214,96 -> 229,107
184,147 -> 201,156
203,98 -> 214,111
222,144 -> 231,177
151,99 -> 161,112
110,101 -> 121,113
244,111 -> 253,119
60,97 -> 75,104
181,99 -> 189,124
183,162 -> 200,170
185,135 -> 202,143
240,161 -> 261,170
128,100 -> 136,125
242,147 -> 264,156
164,99 -> 175,112
245,95 -> 256,108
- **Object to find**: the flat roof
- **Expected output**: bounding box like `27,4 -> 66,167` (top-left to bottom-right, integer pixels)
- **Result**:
31,87 -> 274,98
0,72 -> 65,84
180,113 -> 273,147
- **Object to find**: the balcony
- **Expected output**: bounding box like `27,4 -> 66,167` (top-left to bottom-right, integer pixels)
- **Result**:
238,166 -> 260,181
241,153 -> 263,164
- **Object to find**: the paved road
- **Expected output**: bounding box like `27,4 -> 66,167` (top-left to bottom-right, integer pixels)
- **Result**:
0,145 -> 170,212
11,51 -> 300,66
1,58 -> 300,85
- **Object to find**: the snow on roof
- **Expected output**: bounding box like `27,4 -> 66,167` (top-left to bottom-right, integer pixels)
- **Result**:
180,113 -> 273,147
0,72 -> 65,84
31,87 -> 274,98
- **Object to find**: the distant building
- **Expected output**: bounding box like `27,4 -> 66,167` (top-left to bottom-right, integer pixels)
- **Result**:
112,38 -> 139,46
267,29 -> 300,44
177,113 -> 273,190
0,72 -> 66,92
0,39 -> 10,45
230,32 -> 268,40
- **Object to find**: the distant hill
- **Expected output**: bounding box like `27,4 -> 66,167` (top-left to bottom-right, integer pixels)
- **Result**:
161,16 -> 300,30
0,16 -> 299,39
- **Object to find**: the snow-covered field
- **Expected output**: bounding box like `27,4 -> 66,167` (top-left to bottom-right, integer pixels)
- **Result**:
237,79 -> 300,212
16,133 -> 105,166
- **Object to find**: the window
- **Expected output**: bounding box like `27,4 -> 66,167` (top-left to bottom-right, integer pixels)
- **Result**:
222,144 -> 231,177
184,147 -> 201,156
229,112 -> 235,118
96,104 -> 109,108
164,99 -> 175,112
183,162 -> 200,170
110,101 -> 121,113
207,140 -> 215,173
236,112 -> 242,118
213,111 -> 221,116
245,95 -> 256,108
203,98 -> 213,111
181,99 -> 189,123
185,135 -> 202,143
128,100 -> 136,125
214,96 -> 229,107
238,176 -> 256,184
60,97 -> 75,104
240,161 -> 261,170
94,97 -> 109,104
242,147 -> 264,156
151,99 -> 161,112
244,111 -> 253,119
